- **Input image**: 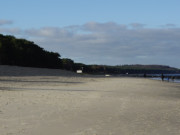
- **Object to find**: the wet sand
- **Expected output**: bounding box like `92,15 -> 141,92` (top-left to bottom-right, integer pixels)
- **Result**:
0,66 -> 180,135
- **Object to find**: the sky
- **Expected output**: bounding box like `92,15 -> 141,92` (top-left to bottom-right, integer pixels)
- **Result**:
0,0 -> 180,68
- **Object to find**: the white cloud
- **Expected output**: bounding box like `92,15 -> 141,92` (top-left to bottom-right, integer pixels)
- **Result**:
82,22 -> 127,33
161,24 -> 177,28
25,27 -> 73,38
129,23 -> 145,29
0,28 -> 22,35
0,19 -> 13,26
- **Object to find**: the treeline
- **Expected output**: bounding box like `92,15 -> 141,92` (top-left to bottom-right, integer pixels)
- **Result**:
73,64 -> 180,75
0,34 -> 180,74
0,34 -> 62,68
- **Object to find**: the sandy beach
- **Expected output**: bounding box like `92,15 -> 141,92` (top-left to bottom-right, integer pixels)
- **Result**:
0,66 -> 180,135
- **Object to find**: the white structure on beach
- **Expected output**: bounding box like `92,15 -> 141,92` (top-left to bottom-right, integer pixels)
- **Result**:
77,70 -> 83,74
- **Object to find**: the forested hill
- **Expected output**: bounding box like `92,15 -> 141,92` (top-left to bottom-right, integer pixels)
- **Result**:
0,34 -> 62,68
0,34 -> 180,74
81,64 -> 180,75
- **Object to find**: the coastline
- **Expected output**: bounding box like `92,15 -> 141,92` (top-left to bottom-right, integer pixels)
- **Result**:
0,66 -> 180,135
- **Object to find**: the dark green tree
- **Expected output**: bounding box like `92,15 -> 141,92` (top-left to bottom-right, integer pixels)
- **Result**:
0,34 -> 62,68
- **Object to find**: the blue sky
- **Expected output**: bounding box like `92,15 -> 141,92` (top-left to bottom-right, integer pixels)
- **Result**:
2,0 -> 180,28
1,0 -> 180,68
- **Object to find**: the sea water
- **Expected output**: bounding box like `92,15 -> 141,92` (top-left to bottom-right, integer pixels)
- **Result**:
150,74 -> 180,83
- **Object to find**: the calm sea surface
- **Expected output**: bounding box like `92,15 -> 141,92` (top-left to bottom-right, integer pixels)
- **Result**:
150,74 -> 180,83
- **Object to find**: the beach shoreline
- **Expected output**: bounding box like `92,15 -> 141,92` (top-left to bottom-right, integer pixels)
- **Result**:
0,66 -> 180,135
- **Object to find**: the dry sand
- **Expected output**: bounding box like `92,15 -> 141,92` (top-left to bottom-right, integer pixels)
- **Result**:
0,66 -> 180,135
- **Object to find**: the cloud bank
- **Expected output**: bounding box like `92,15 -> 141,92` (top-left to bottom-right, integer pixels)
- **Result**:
1,22 -> 180,68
